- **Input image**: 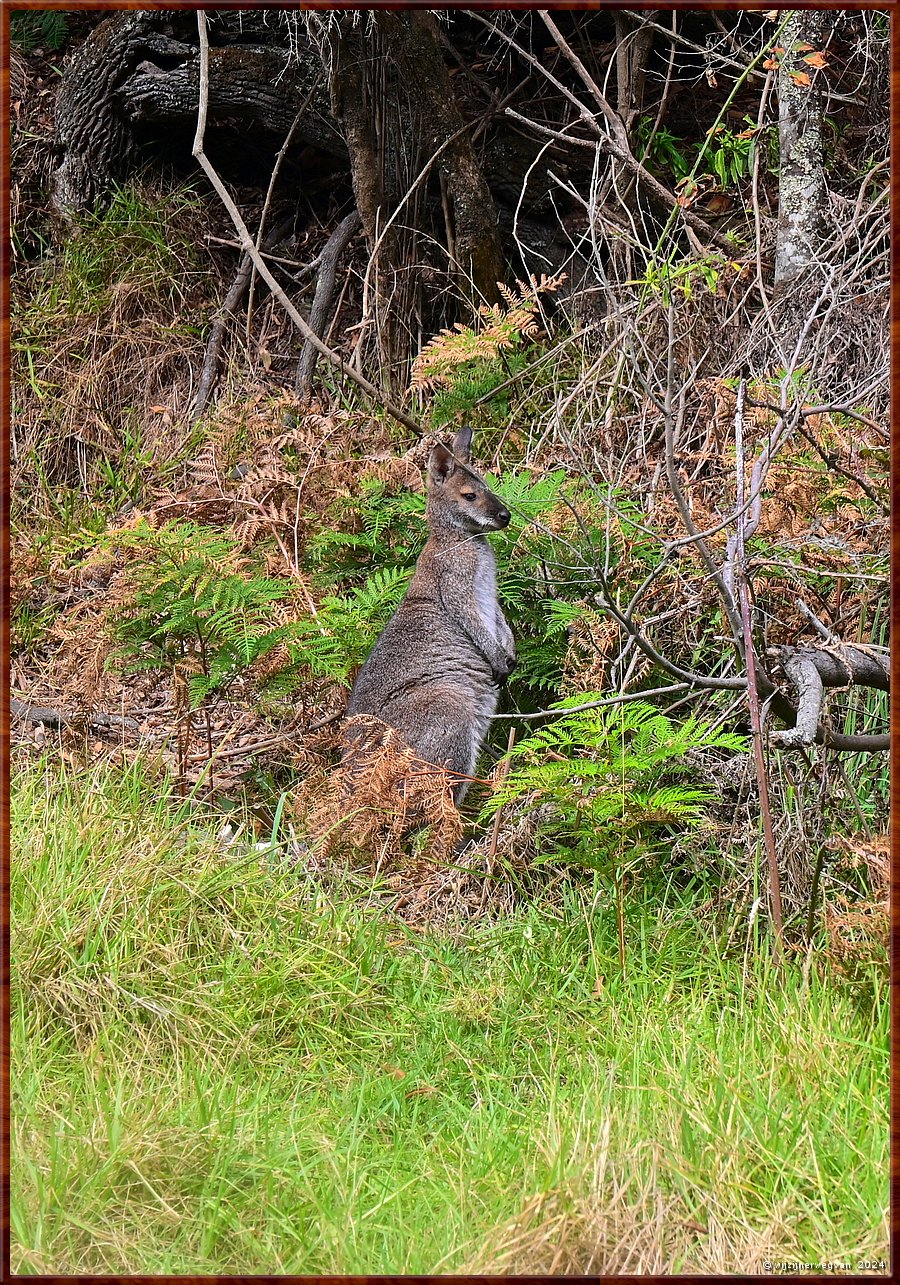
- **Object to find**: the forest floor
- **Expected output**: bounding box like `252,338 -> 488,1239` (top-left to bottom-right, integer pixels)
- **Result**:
11,751 -> 888,1275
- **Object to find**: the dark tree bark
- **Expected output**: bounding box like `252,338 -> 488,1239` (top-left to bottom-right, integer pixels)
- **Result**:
51,10 -> 177,218
613,10 -> 656,138
51,13 -> 521,226
51,10 -> 341,221
327,31 -> 387,246
324,22 -> 405,380
123,44 -> 333,143
609,10 -> 657,248
372,10 -> 505,307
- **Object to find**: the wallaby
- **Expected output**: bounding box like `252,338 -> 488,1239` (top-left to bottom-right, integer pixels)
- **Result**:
344,427 -> 515,804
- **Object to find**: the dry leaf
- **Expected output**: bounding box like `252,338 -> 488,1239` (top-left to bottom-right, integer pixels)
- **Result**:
704,194 -> 731,215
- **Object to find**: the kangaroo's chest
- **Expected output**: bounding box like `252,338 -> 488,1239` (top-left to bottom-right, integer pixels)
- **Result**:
471,549 -> 498,632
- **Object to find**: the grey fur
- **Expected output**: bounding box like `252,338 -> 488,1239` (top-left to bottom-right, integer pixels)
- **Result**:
344,427 -> 515,803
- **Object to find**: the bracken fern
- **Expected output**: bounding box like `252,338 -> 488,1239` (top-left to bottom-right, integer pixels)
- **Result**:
481,700 -> 748,870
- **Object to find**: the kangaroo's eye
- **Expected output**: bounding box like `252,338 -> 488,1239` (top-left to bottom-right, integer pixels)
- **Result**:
462,492 -> 477,501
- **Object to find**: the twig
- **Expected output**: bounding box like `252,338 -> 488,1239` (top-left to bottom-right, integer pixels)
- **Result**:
491,682 -> 691,721
518,508 -> 886,751
538,11 -> 631,152
793,420 -> 882,506
479,726 -> 517,914
185,714 -> 341,765
488,726 -> 517,860
660,303 -> 744,651
796,599 -> 837,644
805,845 -> 827,942
799,402 -> 887,437
295,211 -> 361,394
10,697 -> 139,732
191,217 -> 292,420
359,115 -> 479,323
721,404 -> 798,600
471,324 -> 594,409
501,103 -> 735,254
621,9 -> 771,85
249,73 -> 325,333
192,256 -> 255,419
206,236 -> 314,271
191,12 -> 425,439
636,9 -> 677,170
734,379 -> 784,960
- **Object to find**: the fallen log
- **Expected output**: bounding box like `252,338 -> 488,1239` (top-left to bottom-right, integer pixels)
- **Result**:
768,643 -> 889,749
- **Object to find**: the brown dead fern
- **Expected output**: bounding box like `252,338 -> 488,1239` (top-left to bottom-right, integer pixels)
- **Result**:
411,273 -> 566,392
294,714 -> 464,869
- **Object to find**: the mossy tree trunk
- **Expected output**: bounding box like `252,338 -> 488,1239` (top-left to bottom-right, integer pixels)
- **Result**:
773,10 -> 830,292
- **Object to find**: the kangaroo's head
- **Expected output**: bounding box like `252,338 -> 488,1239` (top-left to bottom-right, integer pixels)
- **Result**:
427,427 -> 511,535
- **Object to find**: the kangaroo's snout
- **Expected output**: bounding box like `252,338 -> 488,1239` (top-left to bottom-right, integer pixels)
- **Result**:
471,494 -> 509,534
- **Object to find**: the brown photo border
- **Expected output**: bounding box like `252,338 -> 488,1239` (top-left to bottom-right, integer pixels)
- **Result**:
0,2 -> 895,1281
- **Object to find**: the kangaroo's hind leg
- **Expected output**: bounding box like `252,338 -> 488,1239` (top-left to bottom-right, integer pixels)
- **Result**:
408,720 -> 478,806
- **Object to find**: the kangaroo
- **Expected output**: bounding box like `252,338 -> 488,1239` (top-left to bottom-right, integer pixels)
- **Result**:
343,427 -> 515,805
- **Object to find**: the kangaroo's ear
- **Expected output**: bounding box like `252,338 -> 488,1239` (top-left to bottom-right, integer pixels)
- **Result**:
429,442 -> 456,483
452,426 -> 473,462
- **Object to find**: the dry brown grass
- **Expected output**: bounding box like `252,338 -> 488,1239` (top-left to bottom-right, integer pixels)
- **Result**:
823,834 -> 889,983
465,1127 -> 803,1275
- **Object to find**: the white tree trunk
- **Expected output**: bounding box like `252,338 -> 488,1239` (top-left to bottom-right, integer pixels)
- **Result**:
773,10 -> 830,290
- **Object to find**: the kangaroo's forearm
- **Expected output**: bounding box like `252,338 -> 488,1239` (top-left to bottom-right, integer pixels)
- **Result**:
460,612 -> 508,669
496,609 -> 515,656
439,584 -> 509,672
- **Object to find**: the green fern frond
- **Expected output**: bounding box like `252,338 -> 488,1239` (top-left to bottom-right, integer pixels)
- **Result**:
480,696 -> 747,869
11,10 -> 69,52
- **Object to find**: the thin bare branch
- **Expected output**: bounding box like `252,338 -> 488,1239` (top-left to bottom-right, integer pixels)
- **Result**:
733,379 -> 784,957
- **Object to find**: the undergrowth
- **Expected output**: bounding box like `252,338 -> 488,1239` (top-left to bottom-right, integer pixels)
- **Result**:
9,24 -> 890,1278
11,183 -> 213,531
10,755 -> 889,1275
481,700 -> 748,871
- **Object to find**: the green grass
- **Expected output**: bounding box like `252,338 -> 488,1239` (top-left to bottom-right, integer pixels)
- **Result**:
11,755 -> 888,1274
